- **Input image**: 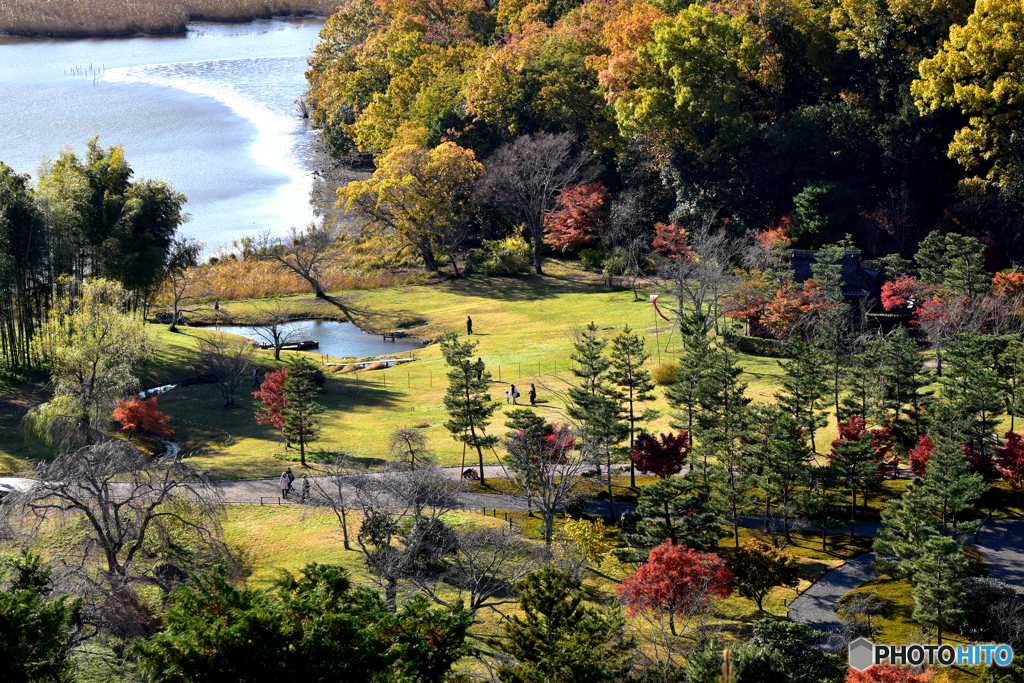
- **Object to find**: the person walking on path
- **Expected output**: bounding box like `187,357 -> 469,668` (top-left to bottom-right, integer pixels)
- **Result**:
466,315 -> 473,335
529,383 -> 536,406
280,470 -> 291,499
476,357 -> 484,381
286,467 -> 295,494
509,384 -> 519,405
301,475 -> 310,502
253,367 -> 260,387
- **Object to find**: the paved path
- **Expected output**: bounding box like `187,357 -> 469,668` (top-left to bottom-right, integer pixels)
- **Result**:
788,552 -> 878,634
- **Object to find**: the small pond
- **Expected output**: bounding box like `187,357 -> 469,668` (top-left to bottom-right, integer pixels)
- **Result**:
215,320 -> 422,360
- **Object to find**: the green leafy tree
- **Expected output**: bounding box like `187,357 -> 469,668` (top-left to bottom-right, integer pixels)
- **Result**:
609,325 -> 658,488
730,539 -> 799,612
613,477 -> 728,563
776,342 -> 828,452
0,552 -> 82,683
911,536 -> 970,644
440,333 -> 498,484
791,182 -> 859,248
281,356 -> 326,468
490,567 -> 633,683
873,478 -> 940,578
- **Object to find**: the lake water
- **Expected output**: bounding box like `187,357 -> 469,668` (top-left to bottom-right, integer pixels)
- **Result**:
0,19 -> 325,252
216,320 -> 422,359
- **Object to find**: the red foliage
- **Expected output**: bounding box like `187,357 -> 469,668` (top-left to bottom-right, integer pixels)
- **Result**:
616,540 -> 733,618
112,396 -> 173,438
964,443 -> 996,479
652,222 -> 691,260
542,181 -> 609,253
541,423 -> 576,465
880,276 -> 921,311
831,415 -> 898,475
253,367 -> 288,429
755,219 -> 791,252
993,270 -> 1024,296
997,431 -> 1024,495
846,663 -> 945,682
631,431 -> 690,478
909,435 -> 935,477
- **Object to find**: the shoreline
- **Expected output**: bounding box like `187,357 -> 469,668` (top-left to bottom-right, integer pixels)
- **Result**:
0,5 -> 335,39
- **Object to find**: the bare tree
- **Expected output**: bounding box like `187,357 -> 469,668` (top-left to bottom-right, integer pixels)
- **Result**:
258,223 -> 341,301
305,454 -> 357,550
503,425 -> 590,550
6,441 -> 225,597
246,298 -> 303,361
163,237 -> 203,333
388,426 -> 432,470
351,462 -> 460,611
413,527 -> 537,617
192,335 -> 256,407
478,132 -> 597,274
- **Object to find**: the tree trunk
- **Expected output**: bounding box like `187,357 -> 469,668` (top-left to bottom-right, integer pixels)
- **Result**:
386,578 -> 398,613
533,231 -> 543,275
850,487 -> 857,538
544,513 -> 554,551
607,446 -> 614,518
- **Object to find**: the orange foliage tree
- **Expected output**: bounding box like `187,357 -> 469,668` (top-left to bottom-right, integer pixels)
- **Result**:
652,222 -> 691,259
993,270 -> 1024,296
112,396 -> 173,440
763,280 -> 837,339
542,181 -> 610,253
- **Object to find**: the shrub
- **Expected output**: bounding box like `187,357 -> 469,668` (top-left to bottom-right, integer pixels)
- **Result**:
722,332 -> 787,358
482,234 -> 532,275
579,248 -> 603,271
651,361 -> 679,385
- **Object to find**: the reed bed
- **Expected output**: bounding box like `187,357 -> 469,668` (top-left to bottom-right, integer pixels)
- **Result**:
0,0 -> 340,37
157,257 -> 412,303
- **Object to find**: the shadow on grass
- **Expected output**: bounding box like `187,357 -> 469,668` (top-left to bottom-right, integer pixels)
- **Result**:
437,273 -> 595,303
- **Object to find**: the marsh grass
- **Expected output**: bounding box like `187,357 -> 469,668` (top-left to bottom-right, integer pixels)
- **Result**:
0,0 -> 340,37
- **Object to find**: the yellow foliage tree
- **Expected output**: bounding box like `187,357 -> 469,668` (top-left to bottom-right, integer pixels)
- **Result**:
337,142 -> 483,274
559,518 -> 610,567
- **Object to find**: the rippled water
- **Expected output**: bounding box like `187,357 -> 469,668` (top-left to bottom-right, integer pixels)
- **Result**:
0,19 -> 325,251
217,320 -> 423,359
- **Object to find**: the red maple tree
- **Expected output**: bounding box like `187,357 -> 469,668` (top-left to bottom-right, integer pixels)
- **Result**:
630,430 -> 690,478
880,275 -> 924,311
616,540 -> 733,634
542,181 -> 609,253
997,431 -> 1024,504
253,367 -> 288,429
113,396 -> 173,439
833,415 -> 898,476
908,434 -> 935,477
993,270 -> 1024,296
763,280 -> 837,339
652,222 -> 691,260
846,663 -> 946,682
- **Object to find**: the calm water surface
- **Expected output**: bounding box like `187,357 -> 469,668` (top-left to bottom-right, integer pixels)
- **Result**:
0,19 -> 325,251
217,320 -> 422,360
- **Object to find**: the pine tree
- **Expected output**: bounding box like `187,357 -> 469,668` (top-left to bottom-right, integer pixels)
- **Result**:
440,333 -> 498,484
566,322 -> 627,515
940,334 -> 1004,465
915,230 -> 949,286
943,232 -> 990,297
760,412 -> 814,544
814,303 -> 852,422
830,423 -> 882,537
491,567 -> 633,683
608,325 -> 657,488
776,342 -> 828,452
613,477 -> 728,563
873,478 -> 940,578
911,536 -> 970,644
841,335 -> 884,422
878,327 -> 931,441
922,431 -> 988,533
997,338 -> 1024,432
665,312 -> 713,438
798,464 -> 847,551
281,356 -> 325,467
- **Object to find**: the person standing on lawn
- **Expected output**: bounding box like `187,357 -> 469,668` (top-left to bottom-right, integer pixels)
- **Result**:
529,383 -> 537,406
467,315 -> 473,335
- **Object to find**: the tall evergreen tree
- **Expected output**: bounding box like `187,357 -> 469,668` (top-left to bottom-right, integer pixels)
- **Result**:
915,230 -> 949,286
815,304 -> 852,422
566,322 -> 627,516
776,342 -> 828,452
940,334 -> 1004,464
760,412 -> 814,544
997,338 -> 1024,432
943,232 -> 990,297
281,356 -> 325,468
799,464 -> 847,551
608,325 -> 657,488
922,431 -> 988,533
911,536 -> 970,644
873,478 -> 940,577
665,312 -> 713,438
440,333 -> 498,484
830,424 -> 882,537
841,335 -> 884,422
878,327 -> 931,441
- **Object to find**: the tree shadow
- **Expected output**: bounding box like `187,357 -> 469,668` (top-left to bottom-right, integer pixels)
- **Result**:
436,273 -> 598,302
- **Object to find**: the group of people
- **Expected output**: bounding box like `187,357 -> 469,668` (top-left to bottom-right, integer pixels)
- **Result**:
279,468 -> 310,502
505,383 -> 537,406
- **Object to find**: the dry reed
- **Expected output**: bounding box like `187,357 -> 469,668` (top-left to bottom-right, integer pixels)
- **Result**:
0,0 -> 340,36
